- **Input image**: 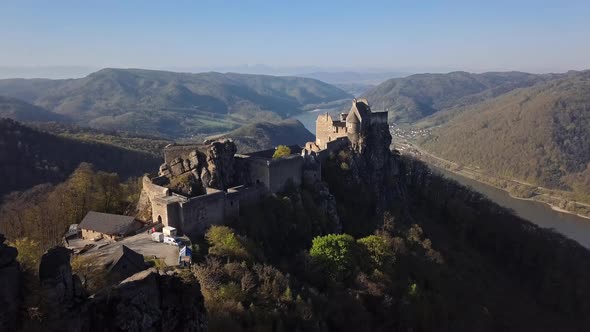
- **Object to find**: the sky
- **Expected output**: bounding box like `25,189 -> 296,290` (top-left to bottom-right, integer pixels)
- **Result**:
1,0 -> 589,77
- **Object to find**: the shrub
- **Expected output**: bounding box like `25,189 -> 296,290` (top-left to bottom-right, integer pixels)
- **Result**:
309,234 -> 361,282
357,235 -> 394,270
272,145 -> 291,159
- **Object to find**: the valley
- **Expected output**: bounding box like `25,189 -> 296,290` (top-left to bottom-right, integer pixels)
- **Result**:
392,134 -> 590,247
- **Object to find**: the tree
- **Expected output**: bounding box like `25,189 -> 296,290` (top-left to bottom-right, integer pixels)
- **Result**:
206,226 -> 254,261
9,238 -> 41,273
272,145 -> 291,159
70,255 -> 107,293
358,235 -> 394,270
309,234 -> 360,282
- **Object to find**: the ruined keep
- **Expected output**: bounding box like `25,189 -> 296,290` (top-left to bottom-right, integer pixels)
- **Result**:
314,98 -> 388,152
140,98 -> 389,237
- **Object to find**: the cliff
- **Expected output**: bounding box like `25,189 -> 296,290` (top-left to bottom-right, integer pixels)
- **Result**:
0,234 -> 20,331
322,120 -> 403,234
158,139 -> 238,196
16,244 -> 208,332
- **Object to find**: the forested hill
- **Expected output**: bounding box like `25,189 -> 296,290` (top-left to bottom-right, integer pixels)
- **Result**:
0,68 -> 351,138
0,119 -> 160,198
0,95 -> 66,122
362,71 -> 558,123
219,119 -> 315,153
420,70 -> 590,196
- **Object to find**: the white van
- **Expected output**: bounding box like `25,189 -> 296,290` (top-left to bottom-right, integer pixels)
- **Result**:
151,232 -> 164,243
163,236 -> 180,246
162,226 -> 177,237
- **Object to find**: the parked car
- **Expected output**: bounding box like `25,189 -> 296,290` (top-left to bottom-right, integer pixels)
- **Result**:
163,236 -> 181,246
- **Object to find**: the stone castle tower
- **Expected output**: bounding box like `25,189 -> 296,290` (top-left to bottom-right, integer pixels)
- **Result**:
314,98 -> 387,150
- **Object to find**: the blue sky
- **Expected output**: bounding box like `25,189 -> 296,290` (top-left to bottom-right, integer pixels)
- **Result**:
1,0 -> 589,74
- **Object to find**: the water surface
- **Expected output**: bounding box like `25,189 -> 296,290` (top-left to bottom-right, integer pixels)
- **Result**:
434,167 -> 590,249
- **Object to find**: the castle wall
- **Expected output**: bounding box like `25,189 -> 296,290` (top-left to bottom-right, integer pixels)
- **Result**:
239,157 -> 271,189
142,176 -> 170,201
316,113 -> 348,149
227,185 -> 265,208
152,196 -> 183,228
178,190 -> 226,236
303,168 -> 321,186
268,156 -> 303,193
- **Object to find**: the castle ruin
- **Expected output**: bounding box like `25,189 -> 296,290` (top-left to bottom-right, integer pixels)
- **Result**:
140,98 -> 388,236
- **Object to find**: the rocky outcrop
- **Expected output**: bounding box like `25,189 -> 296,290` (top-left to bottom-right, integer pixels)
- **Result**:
201,139 -> 237,190
156,139 -> 238,197
311,181 -> 342,233
39,246 -> 87,315
78,269 -> 207,332
29,247 -> 208,332
0,234 -> 20,331
348,121 -> 401,210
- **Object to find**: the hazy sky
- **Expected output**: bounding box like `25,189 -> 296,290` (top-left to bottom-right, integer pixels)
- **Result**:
1,0 -> 589,75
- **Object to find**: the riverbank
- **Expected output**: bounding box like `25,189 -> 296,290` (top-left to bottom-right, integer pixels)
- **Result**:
397,140 -> 590,220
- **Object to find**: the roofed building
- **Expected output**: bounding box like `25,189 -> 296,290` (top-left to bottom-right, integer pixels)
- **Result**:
78,211 -> 142,242
105,245 -> 147,281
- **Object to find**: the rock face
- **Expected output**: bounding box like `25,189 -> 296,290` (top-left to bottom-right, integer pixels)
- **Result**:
348,121 -> 401,210
311,181 -> 342,233
0,234 -> 20,332
29,247 -> 208,332
157,139 -> 238,197
39,246 -> 87,315
78,269 -> 207,332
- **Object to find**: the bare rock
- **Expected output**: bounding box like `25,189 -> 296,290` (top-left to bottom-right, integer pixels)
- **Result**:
80,269 -> 208,332
158,163 -> 171,177
0,234 -> 20,332
39,246 -> 87,312
169,158 -> 185,176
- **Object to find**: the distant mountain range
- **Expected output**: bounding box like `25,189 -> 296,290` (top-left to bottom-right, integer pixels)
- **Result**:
362,71 -> 561,121
413,71 -> 590,196
300,71 -> 408,97
0,96 -> 66,122
0,68 -> 351,138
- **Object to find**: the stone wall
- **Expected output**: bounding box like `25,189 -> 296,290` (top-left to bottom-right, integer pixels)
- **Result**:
238,155 -> 303,193
179,190 -> 226,236
227,185 -> 265,208
314,137 -> 349,163
238,156 -> 270,188
152,195 -> 183,228
138,175 -> 171,222
268,156 -> 303,193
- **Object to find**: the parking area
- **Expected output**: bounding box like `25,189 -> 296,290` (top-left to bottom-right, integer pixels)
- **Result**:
67,232 -> 181,266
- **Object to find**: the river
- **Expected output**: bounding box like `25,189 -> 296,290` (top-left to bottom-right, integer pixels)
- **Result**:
293,110 -> 590,249
433,167 -> 590,248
